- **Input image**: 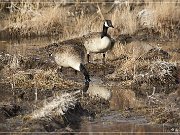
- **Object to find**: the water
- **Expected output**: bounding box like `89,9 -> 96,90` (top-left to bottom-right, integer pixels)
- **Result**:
0,37 -> 53,55
0,37 -> 179,133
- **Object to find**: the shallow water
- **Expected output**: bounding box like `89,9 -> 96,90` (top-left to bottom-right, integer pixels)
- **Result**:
0,37 -> 53,55
0,37 -> 179,133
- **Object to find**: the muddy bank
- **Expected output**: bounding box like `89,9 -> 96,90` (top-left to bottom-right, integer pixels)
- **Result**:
0,82 -> 179,133
0,1 -> 180,133
0,82 -> 109,132
0,43 -> 179,133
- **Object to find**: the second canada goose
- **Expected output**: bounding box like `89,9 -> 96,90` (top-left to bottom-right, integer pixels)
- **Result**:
57,20 -> 114,64
83,20 -> 114,63
42,42 -> 90,92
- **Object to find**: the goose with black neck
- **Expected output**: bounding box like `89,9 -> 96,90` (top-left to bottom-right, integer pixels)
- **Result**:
83,20 -> 114,64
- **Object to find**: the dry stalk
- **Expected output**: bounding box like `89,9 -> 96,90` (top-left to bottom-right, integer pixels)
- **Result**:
97,3 -> 105,21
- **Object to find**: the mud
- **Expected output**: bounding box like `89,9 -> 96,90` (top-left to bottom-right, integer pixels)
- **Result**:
0,1 -> 179,133
0,37 -> 179,133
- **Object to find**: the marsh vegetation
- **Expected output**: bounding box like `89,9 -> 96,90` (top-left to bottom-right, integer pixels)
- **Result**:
0,0 -> 180,133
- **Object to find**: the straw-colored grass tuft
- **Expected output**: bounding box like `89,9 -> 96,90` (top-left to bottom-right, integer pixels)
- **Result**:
1,67 -> 82,90
31,90 -> 80,119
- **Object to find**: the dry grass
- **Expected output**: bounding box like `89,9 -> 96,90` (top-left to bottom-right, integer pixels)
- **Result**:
1,67 -> 82,90
106,40 -> 178,95
105,41 -> 154,80
0,1 -> 179,128
62,14 -> 102,40
30,90 -> 80,119
144,1 -> 180,38
7,5 -> 66,37
0,1 -> 179,40
111,3 -> 138,35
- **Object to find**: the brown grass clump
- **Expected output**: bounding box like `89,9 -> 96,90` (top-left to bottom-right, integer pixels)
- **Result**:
111,4 -> 138,35
62,14 -> 102,40
142,88 -> 180,125
106,40 -> 156,62
106,41 -> 154,80
29,90 -> 80,119
110,1 -> 180,39
145,1 -> 180,39
0,1 -> 179,40
1,68 -> 82,90
106,40 -> 178,94
133,60 -> 178,95
6,4 -> 66,38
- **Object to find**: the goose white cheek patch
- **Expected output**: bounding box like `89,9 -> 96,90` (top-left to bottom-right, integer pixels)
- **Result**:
104,21 -> 109,27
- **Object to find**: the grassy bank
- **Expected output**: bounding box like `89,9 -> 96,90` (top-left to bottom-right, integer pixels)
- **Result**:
0,0 -> 179,40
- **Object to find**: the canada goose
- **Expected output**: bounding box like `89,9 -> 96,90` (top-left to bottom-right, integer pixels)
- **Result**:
83,19 -> 114,63
42,43 -> 90,92
56,20 -> 114,64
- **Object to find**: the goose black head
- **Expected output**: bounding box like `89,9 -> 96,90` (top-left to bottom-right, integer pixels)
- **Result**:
104,20 -> 114,28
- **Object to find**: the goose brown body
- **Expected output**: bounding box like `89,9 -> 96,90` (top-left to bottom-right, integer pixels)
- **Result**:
56,20 -> 114,63
52,44 -> 85,71
57,32 -> 112,54
37,20 -> 114,89
83,32 -> 112,54
40,41 -> 90,87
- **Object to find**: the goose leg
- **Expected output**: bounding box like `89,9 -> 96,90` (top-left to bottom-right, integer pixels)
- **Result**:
87,54 -> 90,63
103,53 -> 106,75
80,63 -> 90,82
